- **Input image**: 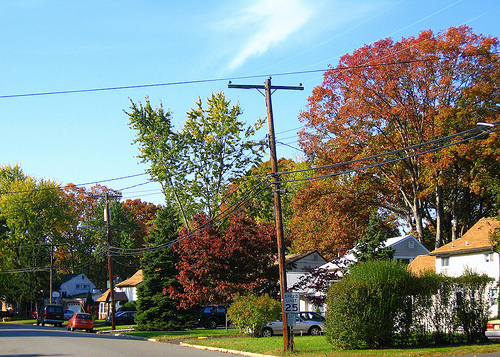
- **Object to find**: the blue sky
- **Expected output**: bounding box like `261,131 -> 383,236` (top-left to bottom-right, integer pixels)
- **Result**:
1,0 -> 499,205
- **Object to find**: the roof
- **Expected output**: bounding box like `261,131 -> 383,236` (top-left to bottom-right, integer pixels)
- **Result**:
115,270 -> 143,288
407,254 -> 436,275
95,289 -> 128,303
285,251 -> 326,265
429,218 -> 500,257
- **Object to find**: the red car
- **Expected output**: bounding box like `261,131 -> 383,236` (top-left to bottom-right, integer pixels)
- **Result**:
67,313 -> 94,333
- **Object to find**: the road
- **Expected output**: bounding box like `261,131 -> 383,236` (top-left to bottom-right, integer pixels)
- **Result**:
0,323 -> 233,357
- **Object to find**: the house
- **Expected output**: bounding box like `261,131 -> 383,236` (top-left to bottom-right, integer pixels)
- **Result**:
95,270 -> 143,320
58,273 -> 100,314
289,236 -> 429,312
96,289 -> 128,320
408,217 -> 500,316
385,234 -> 429,264
284,251 -> 328,313
58,273 -> 97,298
343,234 -> 429,264
115,270 -> 143,302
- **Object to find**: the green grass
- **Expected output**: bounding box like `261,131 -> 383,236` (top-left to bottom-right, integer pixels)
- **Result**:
184,335 -> 500,357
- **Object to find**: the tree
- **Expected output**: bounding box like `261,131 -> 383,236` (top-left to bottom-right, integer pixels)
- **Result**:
168,214 -> 282,308
0,165 -> 72,307
126,92 -> 265,226
225,158 -> 312,226
298,26 -> 500,247
352,213 -> 398,262
135,205 -> 195,331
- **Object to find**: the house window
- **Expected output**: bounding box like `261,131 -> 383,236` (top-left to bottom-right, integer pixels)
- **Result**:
312,254 -> 318,261
490,287 -> 499,306
484,252 -> 494,262
408,240 -> 415,249
441,257 -> 450,267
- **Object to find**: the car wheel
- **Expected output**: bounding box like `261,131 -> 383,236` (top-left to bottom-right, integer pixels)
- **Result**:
208,319 -> 218,329
308,326 -> 321,336
262,328 -> 273,337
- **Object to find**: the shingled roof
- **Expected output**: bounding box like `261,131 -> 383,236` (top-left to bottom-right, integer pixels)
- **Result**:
407,254 -> 436,275
115,270 -> 143,288
429,217 -> 500,257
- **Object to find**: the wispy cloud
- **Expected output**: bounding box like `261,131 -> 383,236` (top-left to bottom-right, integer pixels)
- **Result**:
224,0 -> 313,71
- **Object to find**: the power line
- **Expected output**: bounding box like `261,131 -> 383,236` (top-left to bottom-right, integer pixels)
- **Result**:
0,53 -> 495,100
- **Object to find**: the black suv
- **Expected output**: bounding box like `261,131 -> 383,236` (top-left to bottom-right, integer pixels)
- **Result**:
199,305 -> 228,329
37,304 -> 64,327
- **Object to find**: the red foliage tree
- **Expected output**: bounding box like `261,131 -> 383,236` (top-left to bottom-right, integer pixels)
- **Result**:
168,214 -> 285,308
297,26 -> 500,248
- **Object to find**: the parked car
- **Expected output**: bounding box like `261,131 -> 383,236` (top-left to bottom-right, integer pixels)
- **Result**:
262,314 -> 325,337
67,313 -> 94,332
64,309 -> 75,320
199,305 -> 229,329
105,311 -> 137,326
486,319 -> 500,339
298,311 -> 325,322
36,304 -> 64,327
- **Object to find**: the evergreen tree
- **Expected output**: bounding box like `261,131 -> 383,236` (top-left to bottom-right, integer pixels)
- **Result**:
135,205 -> 195,331
353,213 -> 398,262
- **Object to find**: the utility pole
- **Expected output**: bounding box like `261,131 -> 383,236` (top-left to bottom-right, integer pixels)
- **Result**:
229,77 -> 303,352
103,191 -> 121,331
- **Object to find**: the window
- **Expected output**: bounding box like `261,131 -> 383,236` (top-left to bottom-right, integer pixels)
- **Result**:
408,240 -> 415,249
491,287 -> 499,306
441,257 -> 450,267
484,252 -> 494,262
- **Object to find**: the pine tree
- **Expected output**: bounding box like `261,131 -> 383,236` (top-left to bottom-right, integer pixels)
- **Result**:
135,205 -> 195,331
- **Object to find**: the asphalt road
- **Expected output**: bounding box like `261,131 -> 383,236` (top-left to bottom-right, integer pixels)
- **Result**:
0,323 -> 232,357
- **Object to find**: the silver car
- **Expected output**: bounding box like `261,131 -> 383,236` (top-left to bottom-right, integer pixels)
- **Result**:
262,314 -> 325,337
486,319 -> 500,339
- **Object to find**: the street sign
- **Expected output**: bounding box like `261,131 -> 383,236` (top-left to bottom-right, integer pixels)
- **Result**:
287,313 -> 297,327
283,292 -> 300,313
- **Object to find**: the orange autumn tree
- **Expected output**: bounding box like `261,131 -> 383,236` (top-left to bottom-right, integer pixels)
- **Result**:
296,26 -> 500,249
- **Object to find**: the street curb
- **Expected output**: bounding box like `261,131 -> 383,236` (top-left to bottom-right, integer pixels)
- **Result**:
180,342 -> 276,357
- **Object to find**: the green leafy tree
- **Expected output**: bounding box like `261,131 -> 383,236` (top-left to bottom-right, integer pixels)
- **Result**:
126,92 -> 265,225
135,205 -> 195,331
0,165 -> 72,308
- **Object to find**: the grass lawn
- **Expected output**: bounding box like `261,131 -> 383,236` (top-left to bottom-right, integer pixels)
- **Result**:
184,334 -> 500,357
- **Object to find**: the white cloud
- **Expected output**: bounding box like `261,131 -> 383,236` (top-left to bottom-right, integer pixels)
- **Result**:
225,0 -> 314,71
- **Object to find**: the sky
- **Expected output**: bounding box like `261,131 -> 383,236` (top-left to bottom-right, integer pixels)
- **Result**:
1,0 -> 499,206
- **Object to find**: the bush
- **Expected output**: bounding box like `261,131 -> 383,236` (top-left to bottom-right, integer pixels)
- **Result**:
227,294 -> 281,337
325,260 -> 416,349
325,260 -> 493,349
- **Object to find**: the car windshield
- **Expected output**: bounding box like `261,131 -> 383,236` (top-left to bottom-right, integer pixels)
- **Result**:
76,314 -> 91,319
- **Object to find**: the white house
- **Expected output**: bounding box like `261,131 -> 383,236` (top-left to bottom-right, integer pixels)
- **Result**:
58,273 -> 97,298
115,270 -> 143,302
96,270 -> 143,320
284,251 -> 328,313
409,217 -> 500,316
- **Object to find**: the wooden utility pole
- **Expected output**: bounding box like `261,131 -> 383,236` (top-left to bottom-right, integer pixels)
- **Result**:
228,78 -> 303,352
103,192 -> 121,331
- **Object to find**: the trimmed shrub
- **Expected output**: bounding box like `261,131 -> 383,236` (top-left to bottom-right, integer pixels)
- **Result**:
227,294 -> 281,337
325,259 -> 416,349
